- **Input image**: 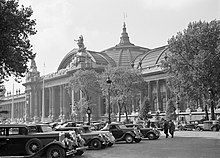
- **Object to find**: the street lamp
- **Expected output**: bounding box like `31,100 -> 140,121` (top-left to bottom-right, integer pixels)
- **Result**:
87,106 -> 92,125
106,76 -> 112,123
176,101 -> 180,122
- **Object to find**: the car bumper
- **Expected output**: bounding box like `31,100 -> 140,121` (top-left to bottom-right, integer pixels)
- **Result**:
66,146 -> 88,156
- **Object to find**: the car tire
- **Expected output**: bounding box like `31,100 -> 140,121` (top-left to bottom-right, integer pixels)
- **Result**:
125,134 -> 134,143
212,127 -> 217,131
90,139 -> 102,150
147,133 -> 156,140
46,145 -> 65,158
25,138 -> 43,155
195,127 -> 201,131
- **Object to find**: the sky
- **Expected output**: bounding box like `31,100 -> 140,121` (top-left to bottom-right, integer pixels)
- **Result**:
4,0 -> 220,94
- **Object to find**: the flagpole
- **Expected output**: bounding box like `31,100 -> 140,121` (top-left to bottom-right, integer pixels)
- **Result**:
41,63 -> 45,122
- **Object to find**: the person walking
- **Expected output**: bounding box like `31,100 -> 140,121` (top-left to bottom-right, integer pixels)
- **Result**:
163,119 -> 169,138
169,120 -> 175,138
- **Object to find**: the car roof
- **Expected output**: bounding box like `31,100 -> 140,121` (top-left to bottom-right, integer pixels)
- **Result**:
0,124 -> 28,128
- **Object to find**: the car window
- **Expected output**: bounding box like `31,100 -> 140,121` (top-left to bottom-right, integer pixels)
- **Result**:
41,125 -> 53,132
0,127 -> 6,136
109,125 -> 117,130
9,127 -> 20,135
118,124 -> 127,129
28,126 -> 38,133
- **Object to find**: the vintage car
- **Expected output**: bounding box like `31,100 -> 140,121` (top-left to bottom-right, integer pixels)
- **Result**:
81,125 -> 115,147
26,123 -> 87,156
0,124 -> 86,157
125,124 -> 160,140
202,120 -> 220,131
55,126 -> 113,150
101,122 -> 142,143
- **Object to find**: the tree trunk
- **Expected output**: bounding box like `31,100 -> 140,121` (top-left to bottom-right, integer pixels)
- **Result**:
124,103 -> 129,123
203,94 -> 209,120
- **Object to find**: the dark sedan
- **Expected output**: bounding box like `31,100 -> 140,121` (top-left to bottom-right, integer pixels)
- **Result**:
125,124 -> 160,140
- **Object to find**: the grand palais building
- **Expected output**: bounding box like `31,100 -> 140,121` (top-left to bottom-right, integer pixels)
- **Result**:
0,23 -> 219,123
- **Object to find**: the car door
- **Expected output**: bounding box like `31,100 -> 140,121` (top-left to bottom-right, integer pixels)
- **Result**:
109,125 -> 124,139
5,127 -> 27,155
0,127 -> 8,155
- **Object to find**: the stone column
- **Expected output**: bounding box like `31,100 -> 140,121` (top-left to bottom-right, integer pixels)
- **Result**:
51,87 -> 55,119
156,80 -> 160,111
49,87 -> 52,117
148,82 -> 151,109
62,86 -> 67,119
29,91 -> 33,118
59,85 -> 63,115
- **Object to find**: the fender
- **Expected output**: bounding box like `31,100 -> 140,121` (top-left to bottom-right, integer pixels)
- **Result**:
29,141 -> 67,158
115,131 -> 136,142
86,136 -> 105,145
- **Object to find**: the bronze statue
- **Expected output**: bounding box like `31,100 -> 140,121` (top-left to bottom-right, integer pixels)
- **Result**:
74,35 -> 86,52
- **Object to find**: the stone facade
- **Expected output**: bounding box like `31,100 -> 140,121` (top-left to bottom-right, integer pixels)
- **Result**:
1,23 -> 219,123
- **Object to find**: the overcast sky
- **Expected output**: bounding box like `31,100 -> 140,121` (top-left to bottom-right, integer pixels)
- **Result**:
5,0 -> 220,93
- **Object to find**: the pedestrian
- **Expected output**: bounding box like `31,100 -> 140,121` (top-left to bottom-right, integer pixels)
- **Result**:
163,119 -> 169,138
169,120 -> 175,138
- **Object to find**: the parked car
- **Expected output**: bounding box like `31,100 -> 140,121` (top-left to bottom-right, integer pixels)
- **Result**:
177,120 -> 204,131
81,125 -> 115,147
203,120 -> 220,131
55,126 -> 112,150
125,124 -> 160,140
101,122 -> 142,143
0,124 -> 85,157
26,123 -> 87,156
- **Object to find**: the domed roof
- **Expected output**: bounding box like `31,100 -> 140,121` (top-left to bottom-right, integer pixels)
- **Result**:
101,23 -> 150,67
57,48 -> 115,71
134,46 -> 170,75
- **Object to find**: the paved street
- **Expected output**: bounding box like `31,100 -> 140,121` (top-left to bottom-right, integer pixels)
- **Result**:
76,131 -> 220,158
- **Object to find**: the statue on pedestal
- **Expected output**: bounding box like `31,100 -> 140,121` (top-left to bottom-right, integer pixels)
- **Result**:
74,35 -> 86,52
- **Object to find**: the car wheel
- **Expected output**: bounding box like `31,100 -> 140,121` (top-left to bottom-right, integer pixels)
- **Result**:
212,127 -> 217,131
147,133 -> 156,140
25,138 -> 43,155
90,139 -> 102,150
46,145 -> 65,158
125,134 -> 134,143
195,127 -> 201,131
75,150 -> 84,156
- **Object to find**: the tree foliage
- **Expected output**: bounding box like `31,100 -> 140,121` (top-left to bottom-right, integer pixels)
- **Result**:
0,0 -> 36,83
162,20 -> 220,115
99,67 -> 146,122
138,99 -> 152,120
166,99 -> 176,121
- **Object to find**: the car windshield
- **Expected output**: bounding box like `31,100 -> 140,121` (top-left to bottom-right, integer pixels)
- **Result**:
41,125 -> 53,132
118,124 -> 127,129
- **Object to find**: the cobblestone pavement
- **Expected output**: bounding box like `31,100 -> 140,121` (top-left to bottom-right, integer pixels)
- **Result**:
75,131 -> 220,158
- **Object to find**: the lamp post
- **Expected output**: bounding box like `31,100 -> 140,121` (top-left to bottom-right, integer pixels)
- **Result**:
176,101 -> 180,122
208,88 -> 215,120
106,76 -> 112,123
87,106 -> 91,125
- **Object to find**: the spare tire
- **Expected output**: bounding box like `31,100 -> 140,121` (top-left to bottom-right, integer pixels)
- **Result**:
25,138 -> 43,155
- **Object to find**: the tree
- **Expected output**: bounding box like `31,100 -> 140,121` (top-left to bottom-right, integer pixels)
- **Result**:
166,99 -> 176,121
162,20 -> 220,120
138,99 -> 152,120
99,67 -> 146,122
68,70 -> 101,120
0,0 -> 36,83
